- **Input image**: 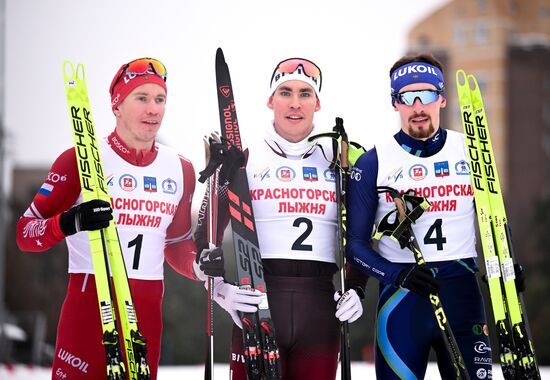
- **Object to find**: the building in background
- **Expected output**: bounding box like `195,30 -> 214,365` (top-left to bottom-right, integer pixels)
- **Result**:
406,0 -> 550,362
407,0 -> 550,265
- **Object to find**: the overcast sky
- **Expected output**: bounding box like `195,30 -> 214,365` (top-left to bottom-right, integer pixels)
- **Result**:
4,0 -> 448,203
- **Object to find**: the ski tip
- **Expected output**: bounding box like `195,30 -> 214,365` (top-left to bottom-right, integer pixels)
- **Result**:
76,63 -> 86,81
216,47 -> 225,62
467,73 -> 480,92
62,60 -> 75,80
63,61 -> 87,82
455,69 -> 467,86
63,61 -> 87,85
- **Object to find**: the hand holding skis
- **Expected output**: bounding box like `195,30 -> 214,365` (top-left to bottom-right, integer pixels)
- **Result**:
59,199 -> 113,236
193,246 -> 226,282
211,277 -> 264,328
198,133 -> 245,185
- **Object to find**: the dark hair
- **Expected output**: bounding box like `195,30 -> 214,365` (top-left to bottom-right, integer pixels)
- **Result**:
389,53 -> 444,77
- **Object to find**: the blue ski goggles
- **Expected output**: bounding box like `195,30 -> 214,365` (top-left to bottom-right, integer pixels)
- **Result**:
393,89 -> 443,106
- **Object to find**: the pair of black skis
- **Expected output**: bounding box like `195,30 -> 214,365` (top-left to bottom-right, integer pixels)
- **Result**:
204,49 -> 357,380
199,48 -> 281,380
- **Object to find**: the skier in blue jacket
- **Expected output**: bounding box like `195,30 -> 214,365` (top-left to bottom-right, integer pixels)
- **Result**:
346,53 -> 493,379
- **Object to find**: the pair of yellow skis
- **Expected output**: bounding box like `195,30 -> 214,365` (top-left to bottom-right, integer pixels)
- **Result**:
457,70 -> 539,379
62,61 -> 150,380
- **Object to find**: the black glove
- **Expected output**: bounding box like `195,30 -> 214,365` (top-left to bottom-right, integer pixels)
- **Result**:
59,199 -> 113,236
218,143 -> 245,184
193,246 -> 225,281
198,137 -> 245,185
397,264 -> 441,297
514,263 -> 526,292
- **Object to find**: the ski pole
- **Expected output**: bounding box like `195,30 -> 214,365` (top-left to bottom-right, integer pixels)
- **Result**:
375,187 -> 470,380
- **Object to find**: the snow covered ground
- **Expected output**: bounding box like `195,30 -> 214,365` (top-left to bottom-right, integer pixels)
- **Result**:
1,363 -> 548,379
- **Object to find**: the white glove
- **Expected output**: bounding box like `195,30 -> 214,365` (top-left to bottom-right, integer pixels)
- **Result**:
334,289 -> 363,323
210,277 -> 264,329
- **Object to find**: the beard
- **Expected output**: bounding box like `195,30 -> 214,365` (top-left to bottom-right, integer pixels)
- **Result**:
407,113 -> 436,140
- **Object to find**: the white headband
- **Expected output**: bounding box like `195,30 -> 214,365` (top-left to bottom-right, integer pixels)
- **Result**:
270,67 -> 321,98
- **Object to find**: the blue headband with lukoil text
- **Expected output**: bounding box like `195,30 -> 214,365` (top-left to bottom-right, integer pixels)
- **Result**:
390,62 -> 446,105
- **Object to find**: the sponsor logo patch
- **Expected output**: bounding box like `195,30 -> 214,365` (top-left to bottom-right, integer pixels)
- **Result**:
323,169 -> 335,182
254,167 -> 270,181
387,166 -> 404,183
455,160 -> 470,175
162,178 -> 177,194
409,164 -> 428,181
276,166 -> 296,182
434,161 -> 450,177
303,167 -> 318,182
119,174 -> 137,192
474,341 -> 492,354
144,176 -> 157,193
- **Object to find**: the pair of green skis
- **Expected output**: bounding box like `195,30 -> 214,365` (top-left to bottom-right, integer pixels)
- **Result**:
457,70 -> 539,379
62,61 -> 150,380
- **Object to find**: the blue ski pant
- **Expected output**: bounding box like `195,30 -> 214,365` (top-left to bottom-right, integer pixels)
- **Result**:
375,273 -> 493,380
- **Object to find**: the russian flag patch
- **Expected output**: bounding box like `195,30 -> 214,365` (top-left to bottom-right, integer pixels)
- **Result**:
37,183 -> 54,197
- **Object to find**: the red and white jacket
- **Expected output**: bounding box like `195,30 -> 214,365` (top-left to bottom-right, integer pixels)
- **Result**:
16,130 -> 198,280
